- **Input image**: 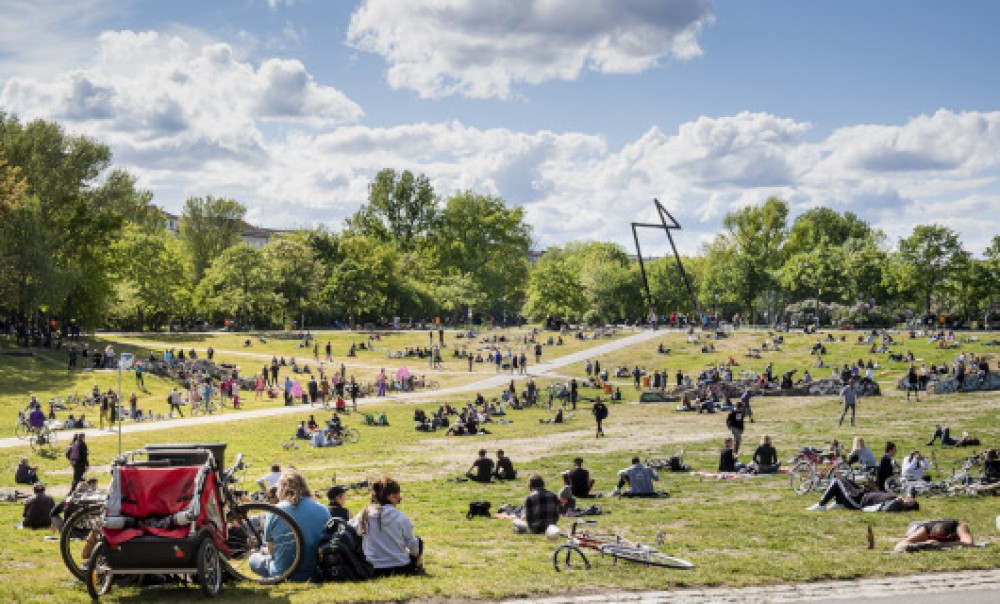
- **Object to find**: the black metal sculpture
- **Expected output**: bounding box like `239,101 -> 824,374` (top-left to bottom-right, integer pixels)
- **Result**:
631,199 -> 700,320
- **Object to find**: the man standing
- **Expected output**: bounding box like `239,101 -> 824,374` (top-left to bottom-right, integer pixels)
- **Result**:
168,387 -> 185,418
839,380 -> 858,427
67,345 -> 77,370
726,401 -> 746,457
512,473 -> 560,534
569,378 -> 578,410
70,434 -> 89,493
592,398 -> 608,438
325,341 -> 332,362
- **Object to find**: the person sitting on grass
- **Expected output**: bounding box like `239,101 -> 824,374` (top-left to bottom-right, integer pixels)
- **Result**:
562,457 -> 595,498
307,415 -> 319,431
21,483 -> 55,530
557,485 -> 576,515
250,470 -> 330,581
539,408 -> 564,424
466,449 -> 494,483
354,476 -> 424,576
749,435 -> 780,474
295,421 -> 309,440
848,436 -> 877,469
807,476 -> 919,512
15,457 -> 38,485
719,438 -> 746,473
494,450 -> 517,481
512,473 -> 560,534
613,457 -> 660,496
894,519 -> 975,552
326,485 -> 350,521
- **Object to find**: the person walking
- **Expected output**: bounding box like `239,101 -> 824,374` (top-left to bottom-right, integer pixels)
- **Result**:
592,398 -> 608,438
726,401 -> 746,457
839,380 -> 858,427
69,433 -> 89,493
168,387 -> 185,418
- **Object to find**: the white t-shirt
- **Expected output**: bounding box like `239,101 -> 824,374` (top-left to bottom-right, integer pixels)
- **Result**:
259,470 -> 282,487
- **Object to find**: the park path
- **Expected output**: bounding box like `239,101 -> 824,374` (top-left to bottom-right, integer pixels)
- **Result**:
495,568 -> 1000,604
0,328 -> 663,450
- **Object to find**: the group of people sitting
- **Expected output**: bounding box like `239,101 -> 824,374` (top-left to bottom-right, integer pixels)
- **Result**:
466,449 -> 517,482
252,467 -> 424,581
293,413 -> 347,448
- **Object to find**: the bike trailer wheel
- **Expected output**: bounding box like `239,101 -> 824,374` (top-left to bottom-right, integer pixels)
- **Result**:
197,536 -> 223,597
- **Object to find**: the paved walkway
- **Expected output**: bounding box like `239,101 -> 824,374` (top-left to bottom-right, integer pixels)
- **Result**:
499,569 -> 1000,603
0,329 -> 663,450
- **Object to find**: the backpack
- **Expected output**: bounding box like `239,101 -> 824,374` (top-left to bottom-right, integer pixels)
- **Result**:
317,518 -> 373,582
66,442 -> 79,462
466,500 -> 491,520
668,456 -> 689,472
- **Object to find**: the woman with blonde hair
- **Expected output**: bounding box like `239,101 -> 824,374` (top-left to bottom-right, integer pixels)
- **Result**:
849,436 -> 877,468
354,476 -> 423,577
250,469 -> 330,581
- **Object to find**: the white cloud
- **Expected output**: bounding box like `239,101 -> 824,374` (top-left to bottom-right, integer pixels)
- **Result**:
346,0 -> 714,98
1,30 -> 363,154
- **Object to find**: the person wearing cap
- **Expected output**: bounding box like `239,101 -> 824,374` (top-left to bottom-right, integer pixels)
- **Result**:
326,485 -> 350,521
21,483 -> 55,529
15,457 -> 38,485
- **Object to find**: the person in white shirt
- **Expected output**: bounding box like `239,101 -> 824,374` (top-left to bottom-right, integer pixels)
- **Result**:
901,451 -> 931,481
257,464 -> 282,492
353,476 -> 423,577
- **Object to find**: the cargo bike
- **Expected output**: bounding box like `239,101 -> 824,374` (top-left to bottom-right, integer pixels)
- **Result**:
81,443 -> 305,599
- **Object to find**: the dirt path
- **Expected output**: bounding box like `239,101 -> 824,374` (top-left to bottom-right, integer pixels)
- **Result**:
0,329 -> 663,450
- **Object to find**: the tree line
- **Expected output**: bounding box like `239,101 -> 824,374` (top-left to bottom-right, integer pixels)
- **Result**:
1,112 -> 997,333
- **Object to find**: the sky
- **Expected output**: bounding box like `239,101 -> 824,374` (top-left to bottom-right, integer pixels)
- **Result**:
1,0 -> 999,256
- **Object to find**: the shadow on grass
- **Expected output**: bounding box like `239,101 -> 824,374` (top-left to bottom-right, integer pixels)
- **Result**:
108,582 -> 295,603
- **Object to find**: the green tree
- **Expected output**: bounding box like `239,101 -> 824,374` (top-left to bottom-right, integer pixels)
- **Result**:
434,192 -> 532,317
886,224 -> 969,318
784,208 -> 873,257
717,197 -> 789,321
180,196 -> 246,283
522,251 -> 588,322
195,244 -> 282,328
322,236 -> 397,322
109,225 -> 190,330
264,233 -> 325,328
345,169 -> 438,252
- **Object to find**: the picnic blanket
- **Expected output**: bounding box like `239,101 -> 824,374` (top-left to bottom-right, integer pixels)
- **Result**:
690,469 -> 790,480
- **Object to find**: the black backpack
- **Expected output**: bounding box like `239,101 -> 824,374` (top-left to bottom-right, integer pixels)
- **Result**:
317,518 -> 373,582
466,500 -> 491,520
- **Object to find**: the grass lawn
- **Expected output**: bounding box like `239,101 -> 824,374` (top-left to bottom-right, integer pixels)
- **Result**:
0,327 -> 998,602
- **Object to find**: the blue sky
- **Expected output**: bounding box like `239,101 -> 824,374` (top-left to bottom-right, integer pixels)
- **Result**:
1,0 -> 998,255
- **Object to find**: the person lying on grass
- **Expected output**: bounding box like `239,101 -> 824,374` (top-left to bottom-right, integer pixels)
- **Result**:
807,477 -> 919,512
926,425 -> 981,447
894,519 -> 976,552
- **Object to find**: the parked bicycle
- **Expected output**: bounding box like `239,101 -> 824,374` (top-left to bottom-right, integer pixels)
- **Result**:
789,445 -> 850,495
552,519 -> 693,572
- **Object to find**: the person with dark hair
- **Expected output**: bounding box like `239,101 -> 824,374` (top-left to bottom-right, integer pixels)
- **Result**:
494,450 -> 517,481
750,435 -> 780,474
562,457 -> 595,498
592,398 -> 608,438
926,425 -> 981,447
21,483 -> 55,529
250,469 -> 329,581
614,457 -> 659,496
876,441 -> 897,491
725,401 -> 746,456
326,485 -> 350,521
69,433 -> 89,493
466,449 -> 494,483
719,438 -> 745,473
807,477 -> 919,512
15,457 -> 38,485
513,473 -> 560,534
354,476 -> 423,576
894,519 -> 975,552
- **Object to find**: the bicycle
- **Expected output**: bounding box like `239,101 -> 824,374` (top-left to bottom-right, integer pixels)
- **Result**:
190,399 -> 219,417
14,412 -> 31,439
331,425 -> 360,444
29,425 -> 58,453
59,491 -> 108,582
789,446 -> 850,495
552,519 -> 694,572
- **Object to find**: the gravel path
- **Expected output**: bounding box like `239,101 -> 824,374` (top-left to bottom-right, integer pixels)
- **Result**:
0,329 -> 662,450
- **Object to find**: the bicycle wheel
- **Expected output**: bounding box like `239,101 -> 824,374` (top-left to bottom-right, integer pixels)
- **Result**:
790,462 -> 816,495
191,405 -> 205,417
224,502 -> 304,585
86,540 -> 114,599
61,505 -> 103,582
599,544 -> 695,569
884,475 -> 901,494
197,536 -> 223,598
343,427 -> 360,444
14,420 -> 27,439
552,544 -> 591,572
42,428 -> 58,453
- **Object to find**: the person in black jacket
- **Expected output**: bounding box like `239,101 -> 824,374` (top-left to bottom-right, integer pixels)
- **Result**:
876,441 -> 897,491
719,438 -> 745,473
750,435 -> 780,474
326,485 -> 350,521
725,401 -> 746,456
494,450 -> 517,481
